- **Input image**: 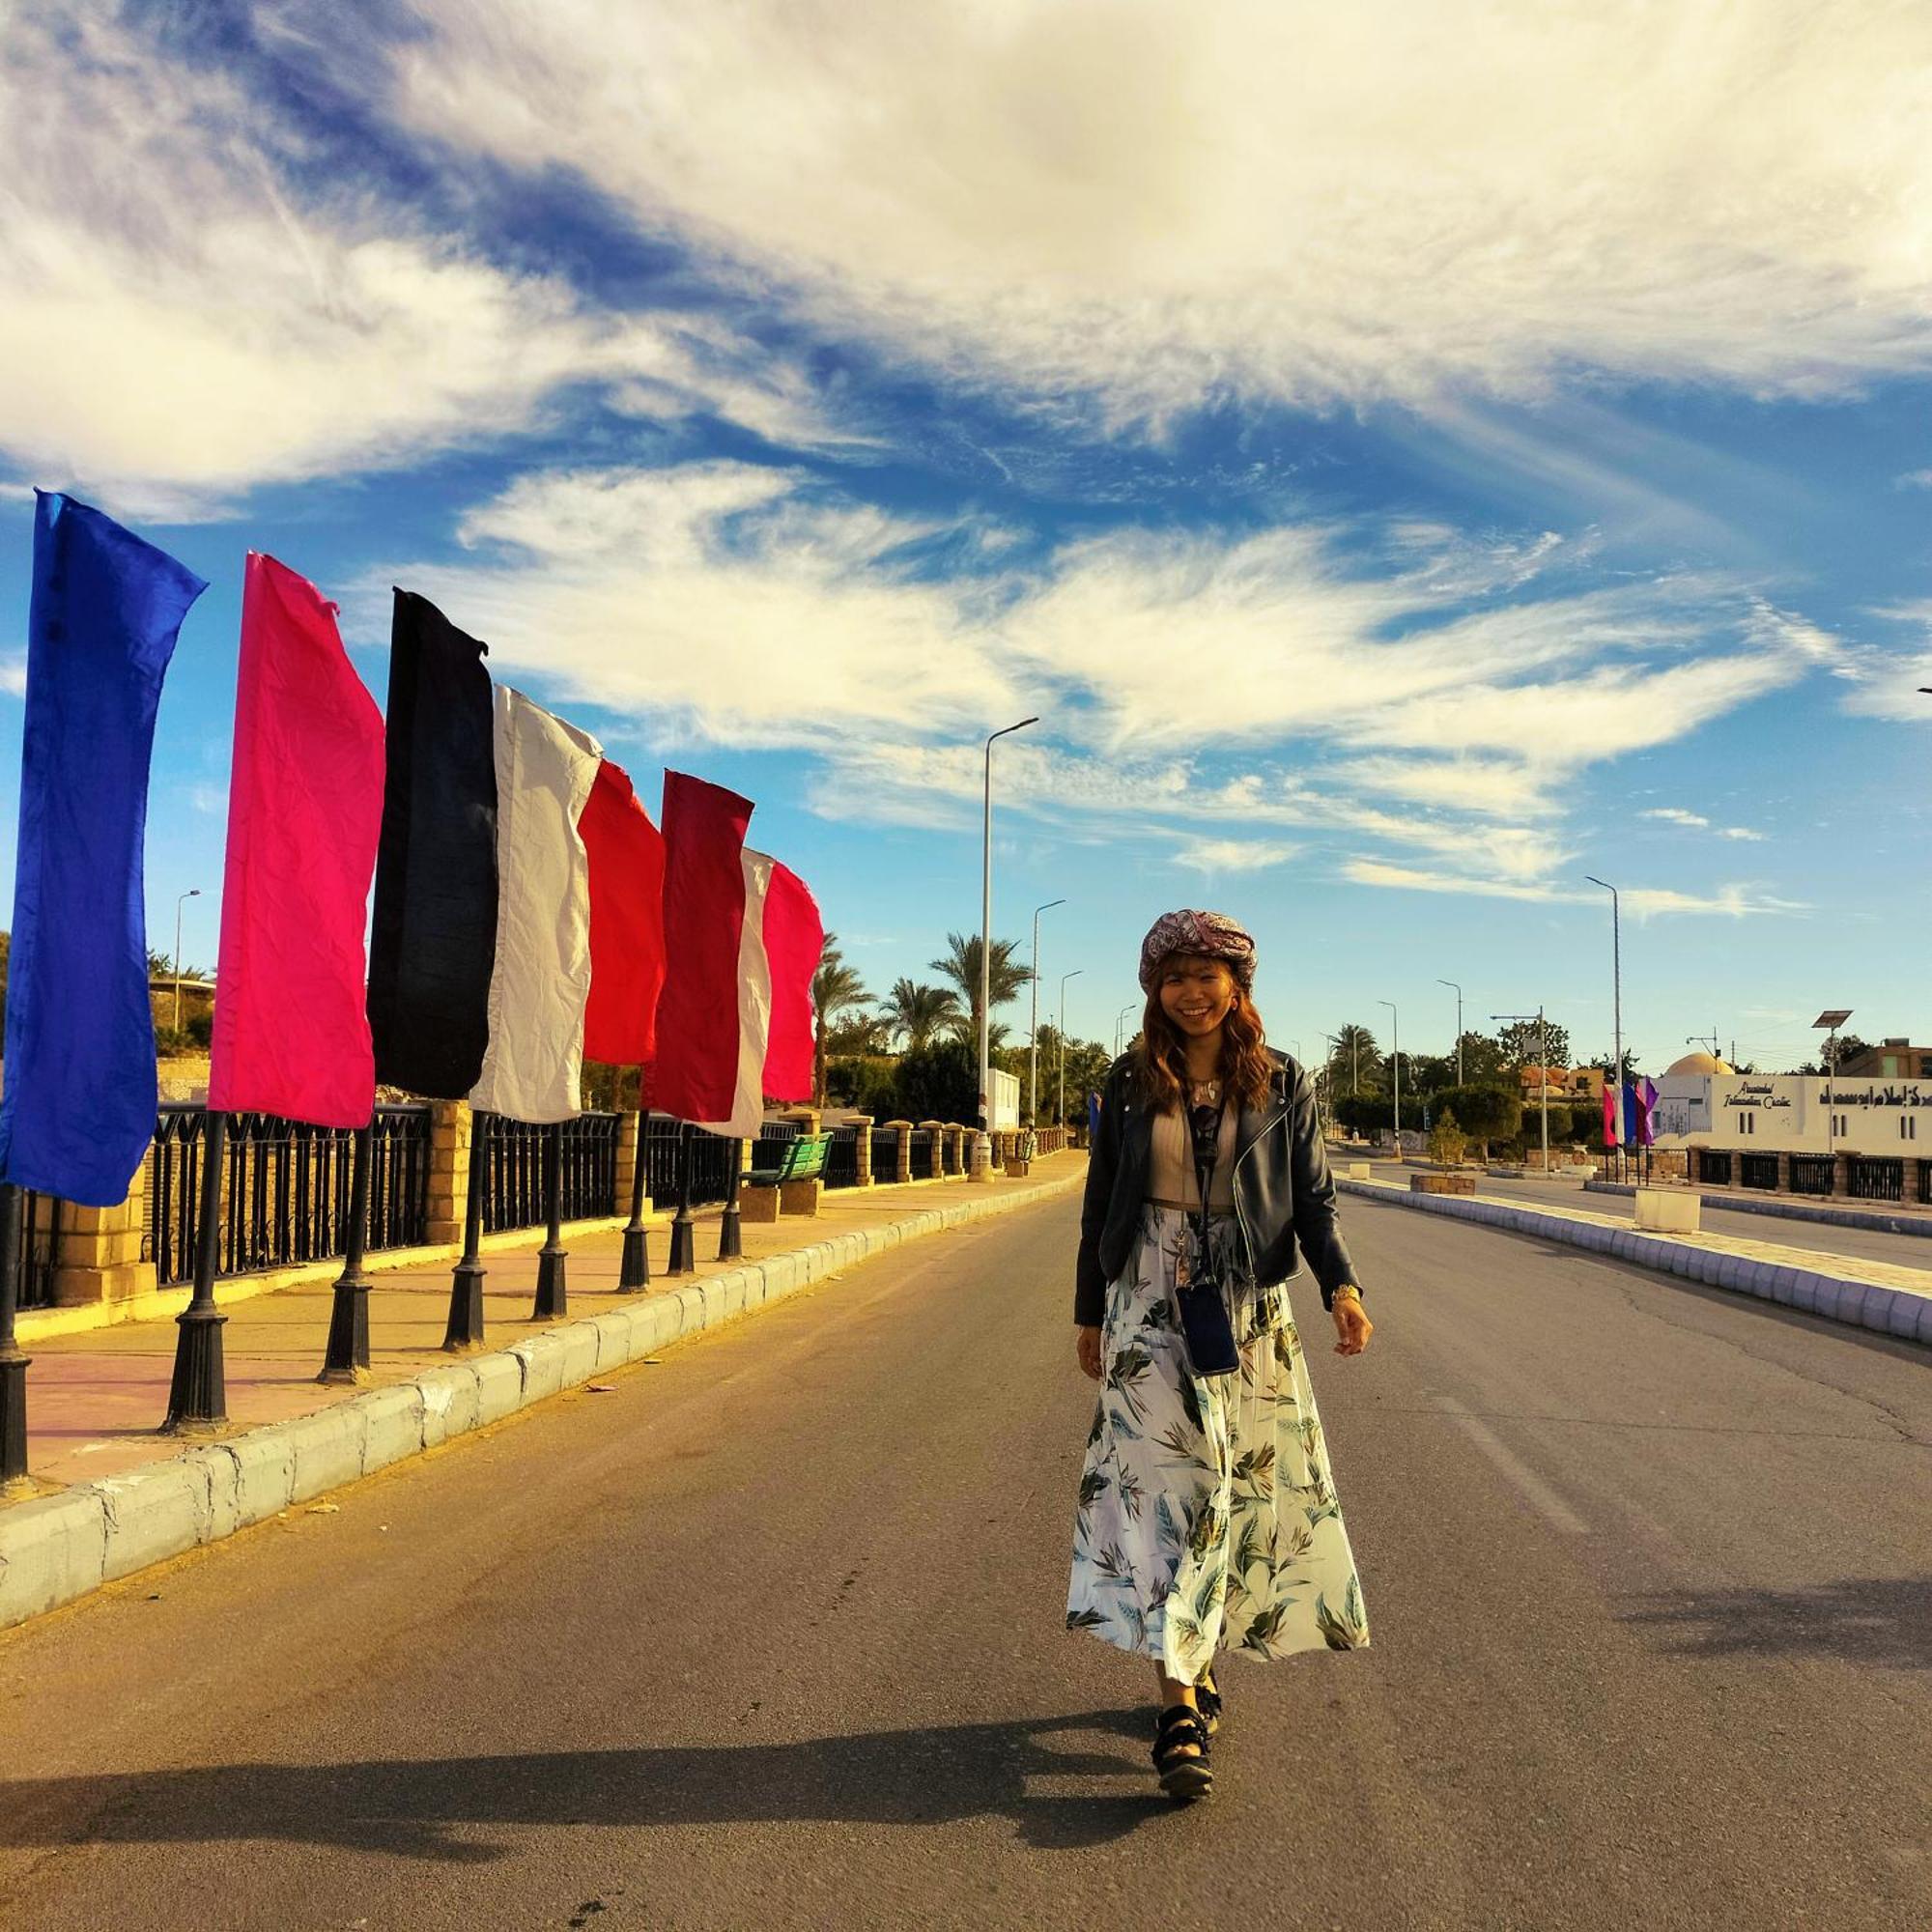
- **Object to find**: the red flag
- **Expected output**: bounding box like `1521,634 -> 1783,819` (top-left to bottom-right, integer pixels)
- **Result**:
653,770 -> 753,1122
210,554 -> 384,1126
580,759 -> 667,1067
761,861 -> 824,1103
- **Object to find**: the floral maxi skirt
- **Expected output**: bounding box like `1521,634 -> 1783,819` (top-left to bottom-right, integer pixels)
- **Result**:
1066,1205 -> 1371,1683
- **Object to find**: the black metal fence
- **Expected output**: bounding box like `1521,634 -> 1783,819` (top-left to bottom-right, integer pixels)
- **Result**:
148,1106 -> 433,1289
480,1114 -> 620,1233
1698,1150 -> 1732,1185
642,1117 -> 737,1207
870,1127 -> 901,1179
909,1128 -> 938,1179
825,1125 -> 860,1188
14,1190 -> 62,1311
1740,1153 -> 1779,1191
1846,1156 -> 1903,1204
1789,1154 -> 1836,1197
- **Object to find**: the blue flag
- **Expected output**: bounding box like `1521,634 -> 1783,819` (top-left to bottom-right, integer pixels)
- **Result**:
0,493 -> 206,1206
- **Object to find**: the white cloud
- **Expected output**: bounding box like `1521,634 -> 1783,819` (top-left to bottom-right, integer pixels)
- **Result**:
1642,808 -> 1710,828
0,654 -> 26,697
1896,470 -> 1932,490
1719,825 -> 1767,841
1344,862 -> 1805,919
0,5 -> 848,508
395,0 -> 1932,419
1169,837 -> 1297,874
381,460 -> 1854,909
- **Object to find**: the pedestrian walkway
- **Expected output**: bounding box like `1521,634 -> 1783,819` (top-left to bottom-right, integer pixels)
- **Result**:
1339,1174 -> 1932,1346
13,1156 -> 1088,1499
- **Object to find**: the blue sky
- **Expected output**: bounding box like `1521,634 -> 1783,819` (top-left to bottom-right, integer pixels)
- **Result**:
2,0 -> 1929,1077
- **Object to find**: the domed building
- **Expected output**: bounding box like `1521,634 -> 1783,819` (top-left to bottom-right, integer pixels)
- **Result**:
1664,1049 -> 1734,1078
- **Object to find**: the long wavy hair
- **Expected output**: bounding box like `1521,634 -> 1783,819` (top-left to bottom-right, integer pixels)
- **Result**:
1131,962 -> 1277,1114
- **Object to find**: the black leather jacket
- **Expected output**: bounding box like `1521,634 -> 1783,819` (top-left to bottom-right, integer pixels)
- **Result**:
1075,1047 -> 1361,1325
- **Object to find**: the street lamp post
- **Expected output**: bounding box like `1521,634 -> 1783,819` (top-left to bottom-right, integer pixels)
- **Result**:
1494,1008 -> 1549,1172
1028,897 -> 1065,1127
1584,874 -> 1622,1171
1813,1008 -> 1853,1169
1437,979 -> 1463,1086
1378,1000 -> 1401,1151
980,717 -> 1039,1133
172,888 -> 201,1034
1058,969 -> 1084,1126
1115,1003 -> 1136,1057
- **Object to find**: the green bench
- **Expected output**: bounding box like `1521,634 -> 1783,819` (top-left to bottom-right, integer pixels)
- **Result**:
744,1132 -> 831,1220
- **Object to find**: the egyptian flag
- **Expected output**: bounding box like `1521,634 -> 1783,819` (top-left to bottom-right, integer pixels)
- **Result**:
580,759 -> 667,1069
1602,1082 -> 1622,1149
467,687 -> 603,1122
654,772 -> 753,1122
0,494 -> 205,1206
760,861 -> 825,1103
368,592 -> 497,1098
209,555 -> 384,1128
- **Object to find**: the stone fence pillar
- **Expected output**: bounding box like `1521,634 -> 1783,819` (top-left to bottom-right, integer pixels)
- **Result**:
941,1124 -> 965,1177
428,1101 -> 471,1245
54,1168 -> 156,1308
881,1121 -> 914,1185
1833,1152 -> 1852,1198
847,1116 -> 874,1186
614,1108 -> 641,1220
917,1122 -> 946,1180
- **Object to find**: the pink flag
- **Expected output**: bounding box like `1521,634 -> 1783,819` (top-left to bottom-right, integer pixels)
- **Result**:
210,554 -> 384,1126
652,771 -> 753,1122
761,861 -> 824,1103
1602,1082 -> 1621,1149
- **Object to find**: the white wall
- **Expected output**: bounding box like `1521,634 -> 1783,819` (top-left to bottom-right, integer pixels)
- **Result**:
1652,1074 -> 1932,1156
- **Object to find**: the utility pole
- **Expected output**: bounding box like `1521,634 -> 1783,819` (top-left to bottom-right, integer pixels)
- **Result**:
172,887 -> 201,1034
1058,969 -> 1084,1127
980,717 -> 1038,1132
1028,897 -> 1065,1128
1378,1000 -> 1401,1151
1437,979 -> 1463,1086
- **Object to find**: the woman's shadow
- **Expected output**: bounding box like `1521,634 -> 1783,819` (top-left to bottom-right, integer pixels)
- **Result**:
1,1709 -> 1174,1862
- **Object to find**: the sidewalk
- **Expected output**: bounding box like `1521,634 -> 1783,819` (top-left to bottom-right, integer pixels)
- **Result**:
1338,1174 -> 1932,1346
0,1154 -> 1088,1628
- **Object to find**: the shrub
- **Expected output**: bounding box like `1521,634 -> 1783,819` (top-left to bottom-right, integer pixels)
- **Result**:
1427,1108 -> 1466,1167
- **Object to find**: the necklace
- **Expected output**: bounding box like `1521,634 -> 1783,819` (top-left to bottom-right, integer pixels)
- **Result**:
1188,1076 -> 1222,1104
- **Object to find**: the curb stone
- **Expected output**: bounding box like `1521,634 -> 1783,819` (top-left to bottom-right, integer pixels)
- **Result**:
0,1167 -> 1086,1632
1339,1176 -> 1932,1349
1582,1178 -> 1932,1240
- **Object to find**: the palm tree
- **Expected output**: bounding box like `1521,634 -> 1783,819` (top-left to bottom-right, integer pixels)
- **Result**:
928,931 -> 1031,1045
883,978 -> 963,1053
1328,1024 -> 1380,1096
811,934 -> 873,1105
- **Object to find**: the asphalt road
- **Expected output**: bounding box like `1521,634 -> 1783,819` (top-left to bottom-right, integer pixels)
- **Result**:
1367,1158 -> 1932,1275
2,1190 -> 1928,1931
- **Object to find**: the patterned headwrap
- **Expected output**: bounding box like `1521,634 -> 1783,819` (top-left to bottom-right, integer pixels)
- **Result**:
1137,908 -> 1258,994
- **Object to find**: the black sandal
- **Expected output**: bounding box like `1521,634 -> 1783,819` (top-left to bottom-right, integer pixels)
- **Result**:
1197,1664 -> 1222,1736
1151,1704 -> 1213,1802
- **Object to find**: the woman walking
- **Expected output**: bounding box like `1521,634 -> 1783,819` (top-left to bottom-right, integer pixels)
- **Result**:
1067,909 -> 1374,1803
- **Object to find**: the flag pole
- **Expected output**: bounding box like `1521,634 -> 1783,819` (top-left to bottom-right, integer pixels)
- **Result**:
532,1121 -> 567,1319
667,1122 -> 696,1275
618,1096 -> 651,1292
442,1109 -> 488,1350
717,1139 -> 744,1261
162,1111 -> 229,1432
0,1185 -> 32,1495
317,1120 -> 374,1383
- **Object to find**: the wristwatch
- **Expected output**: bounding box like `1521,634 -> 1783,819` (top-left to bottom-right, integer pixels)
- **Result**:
1331,1284 -> 1363,1307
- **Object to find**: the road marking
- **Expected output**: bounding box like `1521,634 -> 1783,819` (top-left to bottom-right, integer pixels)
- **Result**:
1429,1394 -> 1592,1535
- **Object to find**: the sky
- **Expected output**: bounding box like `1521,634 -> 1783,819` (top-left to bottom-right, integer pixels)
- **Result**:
1,0 -> 1929,1079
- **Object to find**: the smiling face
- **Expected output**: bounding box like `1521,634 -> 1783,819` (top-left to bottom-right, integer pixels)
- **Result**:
1156,952 -> 1239,1039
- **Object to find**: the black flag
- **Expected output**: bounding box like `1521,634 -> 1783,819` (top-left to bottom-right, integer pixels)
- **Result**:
367,589 -> 498,1097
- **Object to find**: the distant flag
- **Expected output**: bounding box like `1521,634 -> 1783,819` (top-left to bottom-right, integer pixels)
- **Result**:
579,759 -> 668,1070
469,687 -> 603,1123
1602,1081 -> 1622,1149
209,554 -> 384,1127
367,591 -> 498,1099
1636,1075 -> 1660,1148
760,861 -> 825,1104
0,493 -> 205,1207
1623,1079 -> 1642,1152
653,771 -> 753,1123
695,847 -> 777,1140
